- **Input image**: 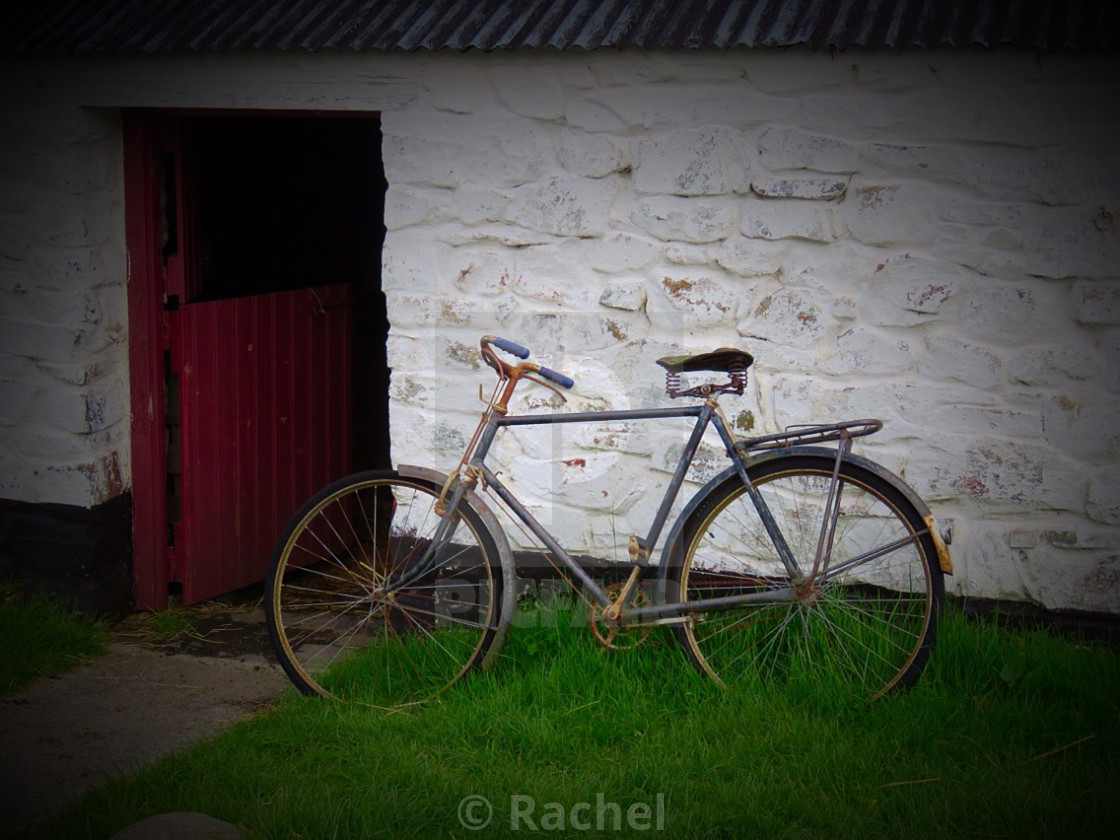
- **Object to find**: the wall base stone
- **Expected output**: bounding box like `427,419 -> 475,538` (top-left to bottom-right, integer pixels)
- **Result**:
0,493 -> 132,615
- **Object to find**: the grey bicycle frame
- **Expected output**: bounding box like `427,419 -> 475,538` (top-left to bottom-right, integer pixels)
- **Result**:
447,400 -> 805,621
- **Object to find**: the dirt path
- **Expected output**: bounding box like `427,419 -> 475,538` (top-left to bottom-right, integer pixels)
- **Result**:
0,604 -> 289,838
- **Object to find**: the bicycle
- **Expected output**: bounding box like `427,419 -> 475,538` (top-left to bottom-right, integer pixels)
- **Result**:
265,335 -> 952,705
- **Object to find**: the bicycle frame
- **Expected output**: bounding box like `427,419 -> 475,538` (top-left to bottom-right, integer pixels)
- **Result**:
390,395 -> 810,626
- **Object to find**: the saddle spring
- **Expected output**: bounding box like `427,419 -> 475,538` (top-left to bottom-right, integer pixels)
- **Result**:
665,364 -> 749,399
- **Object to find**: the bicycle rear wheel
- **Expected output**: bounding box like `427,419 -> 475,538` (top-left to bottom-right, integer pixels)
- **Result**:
667,454 -> 943,701
265,470 -> 506,704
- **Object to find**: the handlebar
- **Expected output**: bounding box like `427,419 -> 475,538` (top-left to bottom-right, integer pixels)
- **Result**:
480,335 -> 575,390
491,337 -> 529,359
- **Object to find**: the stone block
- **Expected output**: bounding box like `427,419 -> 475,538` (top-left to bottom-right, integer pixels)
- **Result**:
957,278 -> 1065,346
918,335 -> 1003,391
864,142 -> 968,183
649,272 -> 738,330
565,95 -> 629,132
1072,282 -> 1120,325
0,318 -> 83,363
381,232 -> 445,291
1087,471 -> 1120,525
555,128 -> 631,178
588,233 -> 660,273
738,286 -> 829,346
599,279 -> 647,312
751,172 -> 848,200
0,378 -> 34,425
490,65 -> 565,120
1042,389 -> 1120,460
506,175 -> 616,238
429,66 -> 488,114
591,82 -> 792,130
32,191 -> 114,248
818,327 -> 917,377
968,146 -> 1089,206
742,196 -> 838,242
712,237 -> 786,278
630,195 -> 738,243
634,127 -> 747,196
926,438 -> 1085,510
1008,343 -> 1103,386
757,126 -> 859,174
384,184 -> 443,230
857,255 -> 965,327
32,143 -> 116,194
841,182 -> 937,247
1008,529 -> 1039,549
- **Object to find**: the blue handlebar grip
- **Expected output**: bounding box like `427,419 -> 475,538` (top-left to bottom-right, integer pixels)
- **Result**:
539,366 -> 575,389
494,337 -> 530,359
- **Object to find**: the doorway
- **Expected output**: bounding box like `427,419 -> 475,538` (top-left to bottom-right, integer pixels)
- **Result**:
125,111 -> 389,608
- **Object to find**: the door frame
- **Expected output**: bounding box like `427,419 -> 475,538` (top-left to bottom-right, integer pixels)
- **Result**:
123,110 -> 171,609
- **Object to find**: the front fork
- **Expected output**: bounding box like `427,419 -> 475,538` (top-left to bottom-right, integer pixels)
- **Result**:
375,471 -> 476,596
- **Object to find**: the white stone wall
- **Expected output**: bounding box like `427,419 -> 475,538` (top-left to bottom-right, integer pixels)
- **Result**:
0,103 -> 129,508
1,47 -> 1118,613
381,48 -> 1120,613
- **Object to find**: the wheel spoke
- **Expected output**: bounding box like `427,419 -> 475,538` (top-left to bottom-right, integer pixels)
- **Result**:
266,473 -> 504,704
673,456 -> 941,700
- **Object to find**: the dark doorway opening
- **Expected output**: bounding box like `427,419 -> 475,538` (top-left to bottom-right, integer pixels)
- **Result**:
184,113 -> 390,473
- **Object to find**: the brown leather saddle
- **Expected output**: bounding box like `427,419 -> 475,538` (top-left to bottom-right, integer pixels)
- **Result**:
655,347 -> 755,374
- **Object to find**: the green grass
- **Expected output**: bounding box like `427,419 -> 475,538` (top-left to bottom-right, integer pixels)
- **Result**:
0,585 -> 107,695
20,605 -> 1120,839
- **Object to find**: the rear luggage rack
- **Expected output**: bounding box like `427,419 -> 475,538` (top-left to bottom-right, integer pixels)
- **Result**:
736,419 -> 883,453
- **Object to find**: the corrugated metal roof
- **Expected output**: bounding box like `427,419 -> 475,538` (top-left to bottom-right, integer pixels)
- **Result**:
3,0 -> 1117,55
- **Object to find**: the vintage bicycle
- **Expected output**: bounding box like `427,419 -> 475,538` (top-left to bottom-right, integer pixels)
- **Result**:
265,335 -> 952,704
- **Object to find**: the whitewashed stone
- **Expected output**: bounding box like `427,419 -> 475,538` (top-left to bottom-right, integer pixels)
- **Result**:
857,256 -> 964,327
599,279 -> 647,312
630,196 -> 738,243
841,182 -> 938,247
741,197 -> 838,242
634,127 -> 747,196
738,286 -> 829,346
919,335 -> 1003,391
1042,389 -> 1120,460
1087,471 -> 1120,525
953,277 -> 1059,345
757,126 -> 859,173
1009,344 -> 1103,386
506,175 -> 616,238
864,142 -> 969,183
1072,282 -> 1120,324
648,271 -> 739,331
751,172 -> 848,200
554,128 -> 631,178
819,327 -> 917,377
712,237 -> 786,277
589,233 -> 661,273
490,65 -> 565,120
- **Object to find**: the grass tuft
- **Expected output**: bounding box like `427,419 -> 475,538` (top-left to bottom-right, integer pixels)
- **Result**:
0,584 -> 107,695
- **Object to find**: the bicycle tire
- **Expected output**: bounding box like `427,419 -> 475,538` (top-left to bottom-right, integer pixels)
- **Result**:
265,469 -> 506,704
666,454 -> 944,701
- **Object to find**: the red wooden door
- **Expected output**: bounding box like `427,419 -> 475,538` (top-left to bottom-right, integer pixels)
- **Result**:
170,285 -> 352,603
126,112 -> 382,608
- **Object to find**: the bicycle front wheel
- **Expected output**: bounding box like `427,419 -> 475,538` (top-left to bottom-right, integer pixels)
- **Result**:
265,470 -> 506,704
668,454 -> 943,701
